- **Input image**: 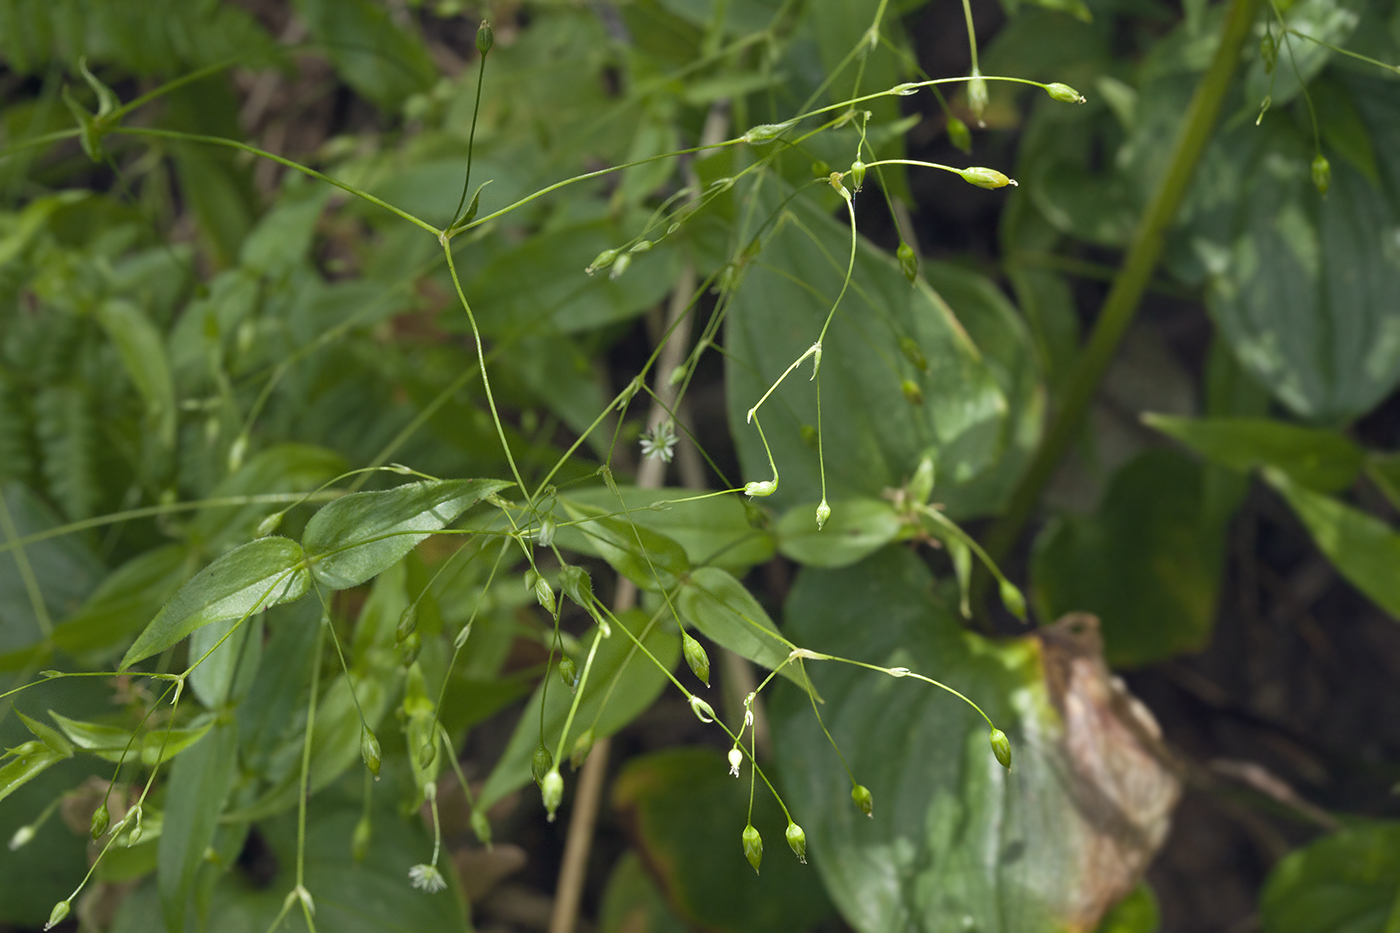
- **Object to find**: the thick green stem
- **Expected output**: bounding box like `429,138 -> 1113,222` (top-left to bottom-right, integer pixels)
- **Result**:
975,0 -> 1260,606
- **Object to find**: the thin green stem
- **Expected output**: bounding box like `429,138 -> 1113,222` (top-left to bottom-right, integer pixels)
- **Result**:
450,51 -> 490,228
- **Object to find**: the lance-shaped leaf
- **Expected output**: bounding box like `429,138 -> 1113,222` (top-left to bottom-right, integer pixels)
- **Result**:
49,712 -> 213,767
120,537 -> 309,670
1144,414 -> 1363,493
302,479 -> 510,590
0,741 -> 70,806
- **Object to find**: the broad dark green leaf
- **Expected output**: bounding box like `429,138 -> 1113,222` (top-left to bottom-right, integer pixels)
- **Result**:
49,711 -> 213,766
775,498 -> 905,568
556,497 -> 691,591
158,718 -> 238,933
1145,414 -> 1363,492
1261,822 -> 1400,933
612,749 -> 836,933
477,609 -> 679,812
1032,450 -> 1229,667
675,568 -> 814,696
1267,470 -> 1400,620
302,478 -> 510,590
120,537 -> 309,670
771,549 -> 1179,933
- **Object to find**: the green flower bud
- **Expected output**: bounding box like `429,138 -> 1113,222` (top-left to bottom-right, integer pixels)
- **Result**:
534,575 -> 556,615
254,511 -> 283,537
471,809 -> 492,847
395,605 -> 418,644
361,726 -> 382,777
741,120 -> 797,144
586,248 -> 620,275
536,514 -> 557,547
352,814 -> 372,862
417,737 -> 438,771
558,654 -> 579,690
541,770 -> 564,822
531,743 -> 553,788
899,336 -> 928,371
1312,153 -> 1331,197
850,159 -> 866,191
558,564 -> 594,610
811,159 -> 831,178
399,630 -> 422,666
742,824 -> 763,874
967,73 -> 989,124
959,166 -> 1017,190
44,900 -> 70,931
851,784 -> 874,818
785,822 -> 807,863
901,379 -> 924,406
897,241 -> 918,284
989,727 -> 1012,770
908,454 -> 936,506
815,499 -> 831,531
476,21 -> 494,56
609,253 -> 632,281
682,631 -> 711,687
999,579 -> 1027,620
1044,82 -> 1085,104
570,728 -> 595,769
1260,32 -> 1277,73
744,479 -> 777,497
946,116 -> 972,154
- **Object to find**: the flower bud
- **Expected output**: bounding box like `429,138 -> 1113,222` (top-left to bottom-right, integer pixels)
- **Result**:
785,822 -> 807,863
850,159 -> 866,192
536,515 -> 557,547
744,479 -> 777,498
541,770 -> 563,821
44,900 -> 70,931
399,631 -> 422,666
908,454 -> 936,506
558,564 -> 594,610
967,73 -> 989,125
476,21 -> 494,56
682,631 -> 710,687
254,511 -> 283,537
558,655 -> 579,690
811,159 -> 831,178
396,605 -> 418,644
891,82 -> 920,96
828,171 -> 849,199
999,579 -> 1027,620
1044,82 -> 1085,104
608,253 -> 632,281
851,784 -> 874,818
989,727 -> 1012,770
899,336 -> 928,371
728,746 -> 744,777
815,499 -> 831,531
946,116 -> 972,154
688,696 -> 716,723
741,120 -> 797,144
534,575 -> 556,615
586,248 -> 620,275
471,809 -> 492,846
1312,154 -> 1331,197
352,814 -> 372,861
417,737 -> 438,771
531,744 -> 553,788
901,379 -> 924,406
570,728 -> 595,769
1260,33 -> 1277,73
897,241 -> 918,284
361,726 -> 382,777
742,824 -> 763,874
90,801 -> 111,840
8,824 -> 35,851
959,166 -> 1017,190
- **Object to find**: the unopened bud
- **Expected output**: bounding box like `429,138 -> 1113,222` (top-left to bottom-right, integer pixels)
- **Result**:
1312,154 -> 1331,197
850,159 -> 866,191
811,159 -> 831,178
744,479 -> 777,498
558,654 -> 579,690
399,631 -> 422,666
908,455 -> 936,505
541,770 -> 563,821
534,576 -> 556,615
471,809 -> 492,846
897,241 -> 918,284
785,822 -> 807,863
1260,33 -> 1277,73
989,727 -> 1012,770
570,728 -> 595,769
682,632 -> 710,687
609,253 -> 632,281
586,248 -> 620,275
946,116 -> 972,154
531,744 -> 553,788
395,605 -> 418,643
959,166 -> 1016,190
967,73 -> 989,124
254,511 -> 283,537
999,579 -> 1027,619
901,379 -> 924,405
536,515 -> 556,547
44,900 -> 70,931
899,336 -> 928,371
8,824 -> 35,850
742,824 -> 763,874
91,802 -> 110,840
1044,82 -> 1085,104
815,499 -> 831,531
361,726 -> 382,777
728,746 -> 744,777
851,784 -> 874,818
558,564 -> 594,609
352,815 -> 372,861
476,20 -> 494,55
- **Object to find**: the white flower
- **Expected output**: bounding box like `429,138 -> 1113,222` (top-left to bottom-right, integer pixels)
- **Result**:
409,863 -> 447,893
639,421 -> 678,463
728,746 -> 743,778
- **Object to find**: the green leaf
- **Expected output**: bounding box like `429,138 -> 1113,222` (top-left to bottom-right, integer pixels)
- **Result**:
599,851 -> 688,933
1032,450 -> 1230,667
158,718 -> 238,933
1267,470 -> 1400,620
188,444 -> 348,554
97,299 -> 175,449
1145,414 -> 1364,492
0,741 -> 69,805
771,549 -> 1180,933
188,612 -> 263,709
1095,885 -> 1161,933
1261,822 -> 1400,933
49,712 -> 213,766
119,537 -> 310,670
1366,452 -> 1400,512
775,498 -> 905,568
1243,0 -> 1364,108
476,608 -> 679,812
675,568 -> 815,697
612,749 -> 836,933
45,545 -> 191,668
556,497 -> 691,591
16,709 -> 73,756
293,0 -> 437,111
302,478 -> 510,591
